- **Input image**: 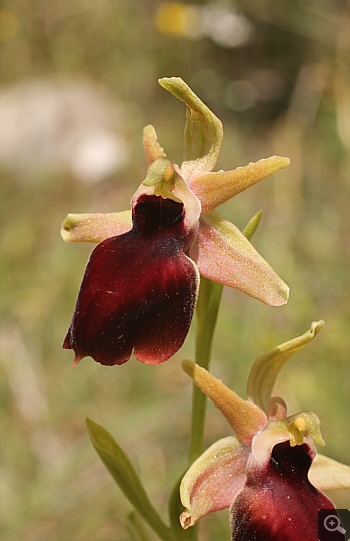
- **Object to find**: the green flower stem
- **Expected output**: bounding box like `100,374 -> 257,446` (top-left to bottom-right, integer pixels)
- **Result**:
189,277 -> 223,465
188,210 -> 262,466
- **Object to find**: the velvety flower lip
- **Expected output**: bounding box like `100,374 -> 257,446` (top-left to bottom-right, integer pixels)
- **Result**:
231,440 -> 336,541
62,77 -> 290,367
180,321 -> 350,537
63,195 -> 200,366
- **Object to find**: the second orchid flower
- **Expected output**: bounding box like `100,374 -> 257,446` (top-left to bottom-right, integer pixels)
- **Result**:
180,321 -> 350,540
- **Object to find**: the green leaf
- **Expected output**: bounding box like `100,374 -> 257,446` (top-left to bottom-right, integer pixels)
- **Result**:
86,418 -> 174,541
242,209 -> 263,241
124,511 -> 153,541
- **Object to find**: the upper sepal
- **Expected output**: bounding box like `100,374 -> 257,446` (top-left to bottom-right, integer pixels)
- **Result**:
246,321 -> 325,415
158,77 -> 223,180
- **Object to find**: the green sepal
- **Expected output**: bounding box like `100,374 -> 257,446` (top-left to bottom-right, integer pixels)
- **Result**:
189,277 -> 223,464
86,418 -> 174,541
187,211 -> 262,465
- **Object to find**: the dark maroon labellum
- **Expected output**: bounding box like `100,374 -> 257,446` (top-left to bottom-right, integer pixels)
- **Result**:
230,441 -> 336,541
64,195 -> 199,366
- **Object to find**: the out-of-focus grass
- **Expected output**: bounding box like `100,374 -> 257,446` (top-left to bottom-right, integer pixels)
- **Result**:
1,1 -> 349,539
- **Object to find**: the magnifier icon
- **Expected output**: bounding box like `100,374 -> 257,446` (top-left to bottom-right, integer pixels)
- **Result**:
324,514 -> 346,534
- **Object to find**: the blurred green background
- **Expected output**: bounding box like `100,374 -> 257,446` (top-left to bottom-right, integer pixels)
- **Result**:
1,1 -> 349,539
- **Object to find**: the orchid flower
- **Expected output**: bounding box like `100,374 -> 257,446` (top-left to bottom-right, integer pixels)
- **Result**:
180,321 -> 350,540
62,77 -> 290,367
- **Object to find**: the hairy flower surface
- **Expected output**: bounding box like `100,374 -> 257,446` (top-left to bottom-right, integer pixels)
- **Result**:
180,321 -> 350,540
62,77 -> 289,366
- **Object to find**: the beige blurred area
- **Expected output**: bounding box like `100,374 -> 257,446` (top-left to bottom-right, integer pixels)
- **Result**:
1,1 -> 349,539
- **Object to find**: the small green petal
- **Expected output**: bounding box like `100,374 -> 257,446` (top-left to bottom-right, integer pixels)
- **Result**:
309,454 -> 350,492
143,125 -> 166,166
180,436 -> 249,529
246,320 -> 325,415
61,211 -> 132,243
182,360 -> 267,445
159,77 -> 223,180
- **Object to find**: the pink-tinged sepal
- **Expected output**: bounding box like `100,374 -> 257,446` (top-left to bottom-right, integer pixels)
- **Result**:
230,440 -> 336,541
180,436 -> 249,529
190,211 -> 289,306
64,195 -> 199,366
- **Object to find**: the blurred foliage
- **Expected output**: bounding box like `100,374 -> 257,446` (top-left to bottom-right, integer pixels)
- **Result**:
0,1 -> 349,540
